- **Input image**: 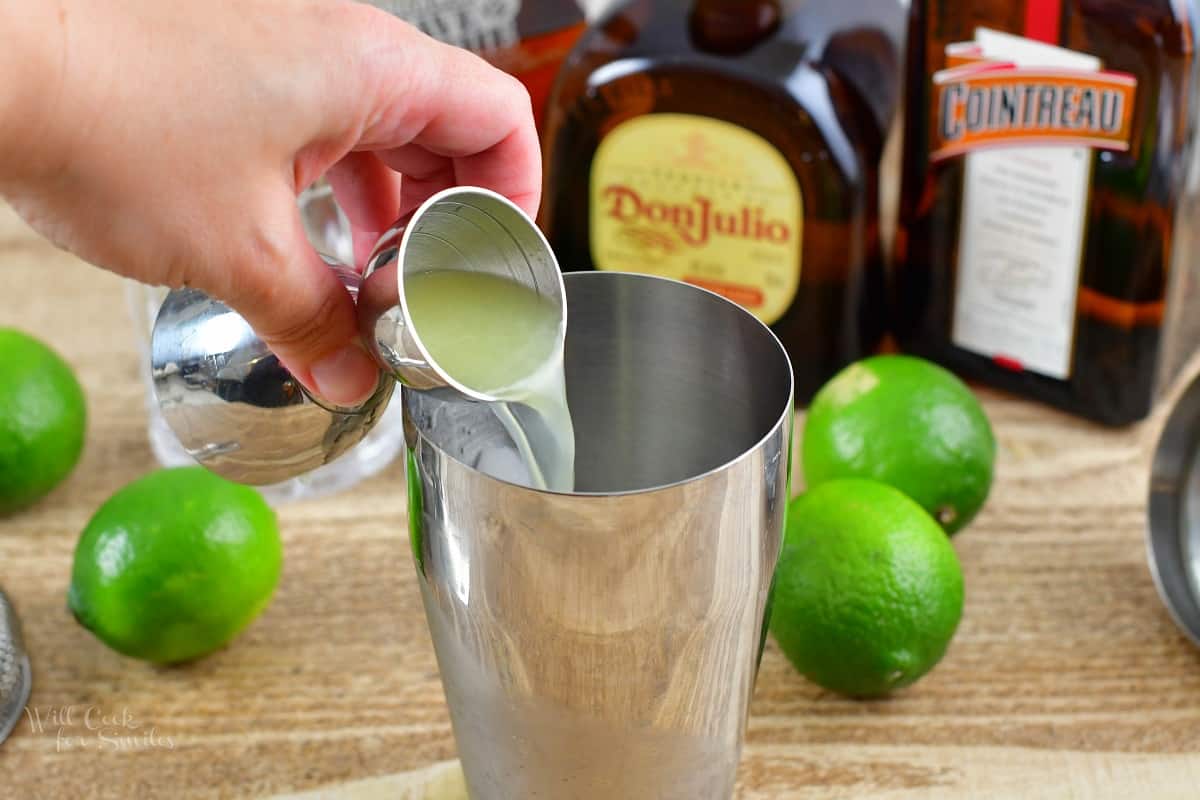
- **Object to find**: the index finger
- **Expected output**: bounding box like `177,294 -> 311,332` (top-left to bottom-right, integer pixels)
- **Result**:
347,14 -> 542,218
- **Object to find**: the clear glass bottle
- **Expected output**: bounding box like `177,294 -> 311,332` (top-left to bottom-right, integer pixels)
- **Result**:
126,182 -> 405,504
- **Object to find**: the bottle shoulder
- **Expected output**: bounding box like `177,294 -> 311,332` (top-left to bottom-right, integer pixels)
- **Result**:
576,0 -> 905,61
546,67 -> 873,205
555,0 -> 902,140
915,1 -> 1196,58
561,5 -> 802,84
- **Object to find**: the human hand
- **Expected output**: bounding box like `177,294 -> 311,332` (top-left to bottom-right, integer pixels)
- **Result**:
0,0 -> 540,406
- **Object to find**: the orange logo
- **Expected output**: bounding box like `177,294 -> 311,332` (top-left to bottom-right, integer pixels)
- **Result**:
673,133 -> 720,170
932,62 -> 1137,161
600,185 -> 792,249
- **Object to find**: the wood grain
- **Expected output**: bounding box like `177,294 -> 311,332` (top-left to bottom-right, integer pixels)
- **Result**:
1,202 -> 1199,798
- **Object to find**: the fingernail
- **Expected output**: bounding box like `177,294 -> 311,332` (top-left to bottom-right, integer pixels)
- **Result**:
310,344 -> 380,407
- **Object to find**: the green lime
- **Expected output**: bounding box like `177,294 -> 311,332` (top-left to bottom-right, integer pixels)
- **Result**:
803,354 -> 995,535
770,479 -> 964,698
0,328 -> 87,515
67,467 -> 282,664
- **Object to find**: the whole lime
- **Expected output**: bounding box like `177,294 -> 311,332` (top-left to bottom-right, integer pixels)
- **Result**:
770,479 -> 964,698
803,354 -> 995,534
0,328 -> 87,515
68,467 -> 282,664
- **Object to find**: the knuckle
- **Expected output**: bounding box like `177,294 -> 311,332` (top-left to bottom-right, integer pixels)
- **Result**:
246,217 -> 294,272
223,223 -> 291,303
257,286 -> 346,355
494,72 -> 533,121
217,217 -> 351,357
159,256 -> 191,290
503,72 -> 531,106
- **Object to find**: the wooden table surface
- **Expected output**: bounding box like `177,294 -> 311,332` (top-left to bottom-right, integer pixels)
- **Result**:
2,202 -> 1200,799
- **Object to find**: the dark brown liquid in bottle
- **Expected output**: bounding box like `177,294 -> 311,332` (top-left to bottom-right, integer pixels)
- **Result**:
895,0 -> 1196,425
541,0 -> 904,402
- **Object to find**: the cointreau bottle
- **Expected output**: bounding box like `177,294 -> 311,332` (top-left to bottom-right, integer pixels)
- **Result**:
370,1 -> 586,131
540,0 -> 906,402
895,1 -> 1200,425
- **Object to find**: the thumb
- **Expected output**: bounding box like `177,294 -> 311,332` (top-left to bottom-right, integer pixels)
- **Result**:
218,195 -> 380,408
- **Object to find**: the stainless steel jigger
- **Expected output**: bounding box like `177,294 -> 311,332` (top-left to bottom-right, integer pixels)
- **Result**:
150,187 -> 565,486
359,187 -> 565,400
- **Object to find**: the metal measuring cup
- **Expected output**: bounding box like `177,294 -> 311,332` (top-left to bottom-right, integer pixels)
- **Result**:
150,187 -> 565,486
358,187 -> 565,400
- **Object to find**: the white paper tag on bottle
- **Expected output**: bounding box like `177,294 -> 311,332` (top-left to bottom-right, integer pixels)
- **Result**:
950,29 -> 1101,379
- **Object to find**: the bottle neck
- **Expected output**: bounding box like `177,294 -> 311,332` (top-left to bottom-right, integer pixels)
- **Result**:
689,0 -> 783,55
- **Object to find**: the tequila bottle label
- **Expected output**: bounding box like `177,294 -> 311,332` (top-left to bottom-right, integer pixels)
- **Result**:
589,113 -> 803,326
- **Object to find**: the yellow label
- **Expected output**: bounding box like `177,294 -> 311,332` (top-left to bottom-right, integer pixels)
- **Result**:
589,113 -> 802,325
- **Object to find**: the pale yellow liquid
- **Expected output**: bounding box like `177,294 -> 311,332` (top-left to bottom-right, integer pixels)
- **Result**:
405,270 -> 575,492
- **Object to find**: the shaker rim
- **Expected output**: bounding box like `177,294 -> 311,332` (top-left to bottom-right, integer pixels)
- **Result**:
1146,370 -> 1200,648
407,270 -> 796,499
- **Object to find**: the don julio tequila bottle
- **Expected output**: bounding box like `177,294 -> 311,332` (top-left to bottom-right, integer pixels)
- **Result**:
540,0 -> 906,401
895,0 -> 1200,425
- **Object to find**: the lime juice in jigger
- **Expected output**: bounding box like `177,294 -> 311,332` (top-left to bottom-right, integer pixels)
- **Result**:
404,269 -> 575,493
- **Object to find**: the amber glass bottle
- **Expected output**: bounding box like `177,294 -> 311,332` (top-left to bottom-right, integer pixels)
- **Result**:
369,1 -> 586,131
895,0 -> 1200,425
540,0 -> 905,402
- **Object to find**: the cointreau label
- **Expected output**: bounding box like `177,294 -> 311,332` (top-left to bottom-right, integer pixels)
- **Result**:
589,113 -> 802,325
947,28 -> 1131,380
932,62 -> 1137,161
